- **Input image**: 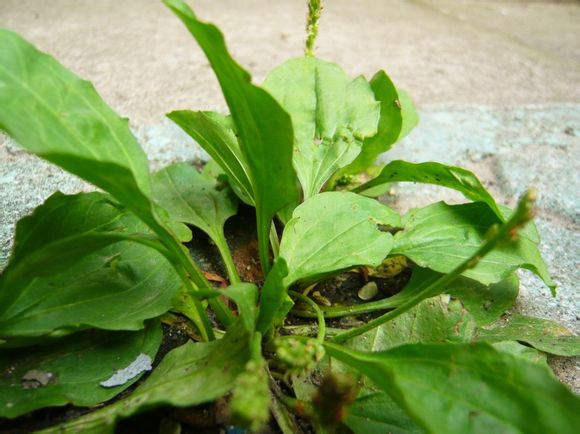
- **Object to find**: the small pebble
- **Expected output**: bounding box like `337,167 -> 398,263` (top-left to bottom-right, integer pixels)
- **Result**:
21,369 -> 54,389
358,281 -> 378,301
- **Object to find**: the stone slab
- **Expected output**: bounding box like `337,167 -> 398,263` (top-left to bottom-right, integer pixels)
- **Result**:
1,0 -> 579,124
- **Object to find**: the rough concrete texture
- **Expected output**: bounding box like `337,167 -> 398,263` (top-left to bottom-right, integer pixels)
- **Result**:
1,0 -> 579,391
2,0 -> 580,123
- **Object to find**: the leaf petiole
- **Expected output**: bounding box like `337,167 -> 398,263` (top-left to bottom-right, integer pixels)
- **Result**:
172,279 -> 215,342
269,222 -> 280,259
257,213 -> 272,275
166,241 -> 235,330
281,325 -> 341,338
288,290 -> 326,342
291,295 -> 402,319
213,232 -> 241,285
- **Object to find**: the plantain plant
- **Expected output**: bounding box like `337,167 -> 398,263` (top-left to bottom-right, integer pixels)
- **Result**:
0,0 -> 578,433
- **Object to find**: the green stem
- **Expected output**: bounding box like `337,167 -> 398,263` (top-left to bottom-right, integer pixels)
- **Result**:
331,189 -> 537,344
251,331 -> 263,359
124,231 -> 219,340
281,325 -> 340,338
214,230 -> 241,285
269,222 -> 280,259
329,291 -> 426,344
168,241 -> 235,328
257,213 -> 272,276
292,295 -> 402,319
135,236 -> 212,340
289,290 -> 326,342
173,270 -> 215,341
171,243 -> 209,288
305,0 -> 322,57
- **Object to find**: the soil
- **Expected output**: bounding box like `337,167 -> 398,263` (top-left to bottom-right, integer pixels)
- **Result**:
188,204 -> 265,286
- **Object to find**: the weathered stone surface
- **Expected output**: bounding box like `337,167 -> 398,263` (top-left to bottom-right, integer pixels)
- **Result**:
134,120 -> 210,172
1,0 -> 579,125
514,220 -> 579,335
0,137 -> 89,268
493,144 -> 579,223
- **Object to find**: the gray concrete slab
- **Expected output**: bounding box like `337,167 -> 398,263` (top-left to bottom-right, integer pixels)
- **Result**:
1,0 -> 579,124
0,0 -> 578,392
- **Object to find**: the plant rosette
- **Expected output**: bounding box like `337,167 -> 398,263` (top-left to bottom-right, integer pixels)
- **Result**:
0,0 -> 578,433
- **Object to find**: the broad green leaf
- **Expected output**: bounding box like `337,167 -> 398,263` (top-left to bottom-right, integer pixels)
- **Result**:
385,268 -> 519,328
340,343 -> 546,433
0,235 -> 180,342
0,29 -> 149,195
279,192 -> 400,286
167,111 -> 254,205
356,160 -> 504,219
331,295 -> 474,433
397,89 -> 419,140
391,201 -> 555,291
326,342 -> 580,434
0,322 -> 161,418
42,321 -> 251,434
492,341 -> 548,365
346,296 -> 476,354
447,273 -> 519,326
164,0 -> 299,274
152,162 -> 240,281
153,163 -> 238,235
340,295 -> 488,434
256,258 -> 290,334
345,392 -> 423,434
156,206 -> 193,243
478,314 -> 580,357
0,193 -> 180,338
0,29 -> 169,238
0,29 -> 211,327
201,155 -> 227,180
1,192 -> 144,285
263,57 -> 379,198
339,71 -> 414,177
